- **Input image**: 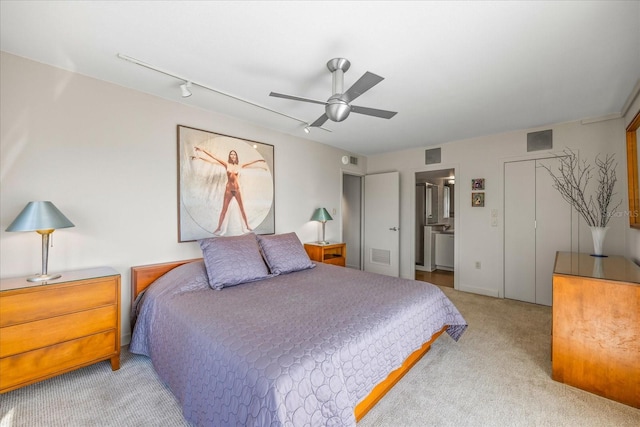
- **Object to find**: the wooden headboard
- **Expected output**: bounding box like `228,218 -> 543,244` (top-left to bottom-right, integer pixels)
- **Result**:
130,258 -> 202,302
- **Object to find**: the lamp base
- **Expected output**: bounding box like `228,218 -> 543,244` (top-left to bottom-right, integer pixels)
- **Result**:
316,240 -> 330,245
27,273 -> 61,283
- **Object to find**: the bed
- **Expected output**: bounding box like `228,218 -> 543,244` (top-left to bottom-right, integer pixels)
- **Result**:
129,232 -> 467,426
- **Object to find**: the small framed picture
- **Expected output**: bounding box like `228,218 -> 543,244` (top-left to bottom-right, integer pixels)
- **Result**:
472,178 -> 485,190
472,192 -> 485,207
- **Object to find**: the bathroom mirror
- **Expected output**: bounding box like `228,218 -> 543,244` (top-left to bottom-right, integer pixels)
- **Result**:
627,109 -> 640,229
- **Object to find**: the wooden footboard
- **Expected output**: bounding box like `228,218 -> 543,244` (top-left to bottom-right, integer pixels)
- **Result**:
354,325 -> 447,421
130,260 -> 449,423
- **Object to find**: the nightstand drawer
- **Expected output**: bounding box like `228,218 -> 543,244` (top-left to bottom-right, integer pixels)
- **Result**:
0,305 -> 117,358
0,330 -> 117,391
0,278 -> 117,327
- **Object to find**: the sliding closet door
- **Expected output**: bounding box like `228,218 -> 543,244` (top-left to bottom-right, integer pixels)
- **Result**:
504,158 -> 572,306
535,158 -> 572,306
504,161 -> 536,303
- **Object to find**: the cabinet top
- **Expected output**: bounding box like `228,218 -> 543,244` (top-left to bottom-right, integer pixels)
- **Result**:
554,252 -> 640,284
304,242 -> 345,248
1,267 -> 119,292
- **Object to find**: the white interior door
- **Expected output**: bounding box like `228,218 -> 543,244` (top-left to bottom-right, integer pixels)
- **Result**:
504,161 -> 536,303
364,172 -> 400,276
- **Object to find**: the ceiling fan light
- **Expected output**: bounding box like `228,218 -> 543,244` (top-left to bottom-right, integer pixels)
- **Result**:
326,98 -> 351,122
180,81 -> 192,98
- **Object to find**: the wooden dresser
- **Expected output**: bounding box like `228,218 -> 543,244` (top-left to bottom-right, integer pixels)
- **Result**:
552,252 -> 640,408
304,242 -> 346,267
0,267 -> 121,393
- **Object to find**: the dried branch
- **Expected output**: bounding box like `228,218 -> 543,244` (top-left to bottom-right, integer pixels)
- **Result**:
538,149 -> 620,227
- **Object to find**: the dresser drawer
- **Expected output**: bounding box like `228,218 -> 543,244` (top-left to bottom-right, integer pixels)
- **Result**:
0,278 -> 117,327
0,330 -> 116,392
0,305 -> 117,358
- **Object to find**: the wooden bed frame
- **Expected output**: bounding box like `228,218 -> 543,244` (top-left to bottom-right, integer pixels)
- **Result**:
131,259 -> 448,422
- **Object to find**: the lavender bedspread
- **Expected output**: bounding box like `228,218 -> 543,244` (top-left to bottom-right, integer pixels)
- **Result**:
130,261 -> 467,427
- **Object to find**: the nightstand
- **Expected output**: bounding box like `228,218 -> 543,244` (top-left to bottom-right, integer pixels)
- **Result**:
0,267 -> 121,393
304,242 -> 346,267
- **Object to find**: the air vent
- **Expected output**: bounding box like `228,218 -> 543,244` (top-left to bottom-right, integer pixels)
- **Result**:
370,248 -> 391,265
527,130 -> 552,152
349,156 -> 358,165
425,148 -> 441,165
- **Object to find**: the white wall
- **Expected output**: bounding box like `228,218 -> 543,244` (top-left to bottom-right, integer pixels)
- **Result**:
0,52 -> 365,342
367,118 -> 628,297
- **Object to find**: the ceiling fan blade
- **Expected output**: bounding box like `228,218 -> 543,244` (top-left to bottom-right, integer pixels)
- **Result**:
341,72 -> 384,103
350,105 -> 397,119
310,113 -> 329,127
269,92 -> 327,106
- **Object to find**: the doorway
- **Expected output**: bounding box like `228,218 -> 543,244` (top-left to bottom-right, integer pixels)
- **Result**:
415,168 -> 455,288
342,173 -> 363,269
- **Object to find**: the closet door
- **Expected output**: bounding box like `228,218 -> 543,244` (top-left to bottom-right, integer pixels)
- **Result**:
504,158 -> 572,306
535,158 -> 572,306
504,161 -> 536,303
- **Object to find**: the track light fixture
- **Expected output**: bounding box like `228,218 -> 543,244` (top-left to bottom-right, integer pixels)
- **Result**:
304,125 -> 311,134
180,81 -> 192,98
116,53 -> 331,132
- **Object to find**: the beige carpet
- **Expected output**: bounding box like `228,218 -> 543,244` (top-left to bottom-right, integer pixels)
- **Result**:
2,286 -> 638,426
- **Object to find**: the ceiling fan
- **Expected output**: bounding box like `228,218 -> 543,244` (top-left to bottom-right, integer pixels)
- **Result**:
269,58 -> 397,128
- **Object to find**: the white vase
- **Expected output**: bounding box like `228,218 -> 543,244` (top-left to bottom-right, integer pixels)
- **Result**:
590,226 -> 609,257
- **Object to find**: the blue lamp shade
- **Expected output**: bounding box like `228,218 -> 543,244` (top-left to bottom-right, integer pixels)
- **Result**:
6,201 -> 75,232
311,208 -> 332,244
310,208 -> 333,223
6,201 -> 74,282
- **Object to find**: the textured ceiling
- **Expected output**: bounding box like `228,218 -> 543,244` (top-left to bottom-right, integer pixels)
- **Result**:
1,1 -> 639,155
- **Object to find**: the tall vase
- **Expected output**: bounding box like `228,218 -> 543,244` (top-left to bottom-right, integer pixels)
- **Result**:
590,226 -> 609,257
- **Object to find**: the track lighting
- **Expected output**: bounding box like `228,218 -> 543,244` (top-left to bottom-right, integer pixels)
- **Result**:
304,126 -> 311,134
116,53 -> 332,132
180,81 -> 192,98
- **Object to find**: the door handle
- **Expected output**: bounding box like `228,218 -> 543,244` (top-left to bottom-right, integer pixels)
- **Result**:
389,227 -> 399,231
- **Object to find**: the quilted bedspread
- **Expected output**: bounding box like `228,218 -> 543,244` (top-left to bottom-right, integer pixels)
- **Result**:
130,261 -> 467,427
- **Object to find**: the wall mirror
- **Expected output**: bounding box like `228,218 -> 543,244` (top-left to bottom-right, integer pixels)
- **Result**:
627,109 -> 640,229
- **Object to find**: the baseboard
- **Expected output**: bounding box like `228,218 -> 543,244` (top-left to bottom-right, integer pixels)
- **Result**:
121,331 -> 131,346
458,284 -> 500,298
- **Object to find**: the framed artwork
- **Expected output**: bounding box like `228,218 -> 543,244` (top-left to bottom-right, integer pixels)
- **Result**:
177,125 -> 275,242
472,192 -> 485,207
472,178 -> 485,190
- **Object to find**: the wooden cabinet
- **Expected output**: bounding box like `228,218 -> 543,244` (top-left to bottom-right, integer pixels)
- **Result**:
304,242 -> 346,267
0,267 -> 121,393
552,252 -> 640,408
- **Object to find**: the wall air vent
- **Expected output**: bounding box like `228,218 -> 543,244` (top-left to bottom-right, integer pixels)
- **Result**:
425,148 -> 441,165
370,248 -> 391,265
349,156 -> 358,165
527,129 -> 553,152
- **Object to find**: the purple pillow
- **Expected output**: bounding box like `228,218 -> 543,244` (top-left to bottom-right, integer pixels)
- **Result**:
256,232 -> 315,275
199,233 -> 271,290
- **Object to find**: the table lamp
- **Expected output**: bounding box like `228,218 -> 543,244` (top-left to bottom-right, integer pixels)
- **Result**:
311,207 -> 332,245
6,201 -> 75,282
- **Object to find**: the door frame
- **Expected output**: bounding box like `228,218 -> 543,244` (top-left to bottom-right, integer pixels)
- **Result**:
341,170 -> 365,270
411,163 -> 460,289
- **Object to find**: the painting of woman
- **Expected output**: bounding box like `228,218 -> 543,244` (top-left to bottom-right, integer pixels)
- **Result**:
178,126 -> 274,241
